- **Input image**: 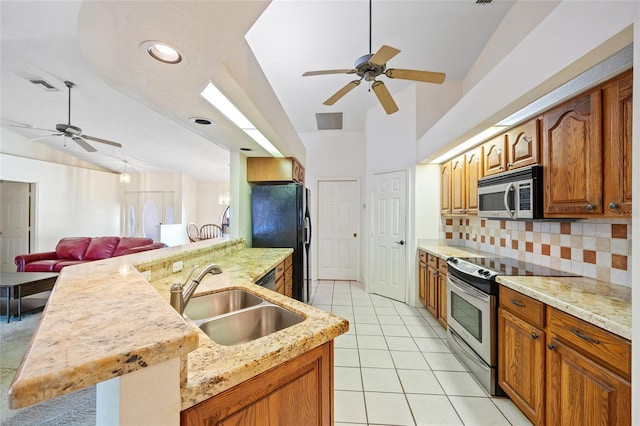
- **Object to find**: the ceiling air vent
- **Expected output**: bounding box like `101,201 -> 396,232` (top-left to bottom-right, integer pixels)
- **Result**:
28,78 -> 59,91
316,112 -> 343,130
476,0 -> 492,3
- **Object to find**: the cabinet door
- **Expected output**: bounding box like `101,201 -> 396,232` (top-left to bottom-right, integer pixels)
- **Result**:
437,273 -> 447,329
603,69 -> 632,217
441,162 -> 452,214
546,337 -> 631,426
426,266 -> 438,317
498,308 -> 545,425
465,147 -> 483,215
418,261 -> 427,307
482,134 -> 507,176
451,155 -> 466,214
506,119 -> 540,170
542,90 -> 603,216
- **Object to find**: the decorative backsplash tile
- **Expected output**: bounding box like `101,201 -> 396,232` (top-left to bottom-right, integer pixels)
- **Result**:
440,217 -> 632,287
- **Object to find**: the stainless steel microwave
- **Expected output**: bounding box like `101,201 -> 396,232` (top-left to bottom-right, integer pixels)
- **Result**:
477,165 -> 543,220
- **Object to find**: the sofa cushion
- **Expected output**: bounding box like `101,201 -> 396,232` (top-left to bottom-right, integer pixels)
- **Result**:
112,237 -> 154,257
24,260 -> 60,272
84,237 -> 121,260
53,260 -> 88,272
120,242 -> 167,256
56,237 -> 92,260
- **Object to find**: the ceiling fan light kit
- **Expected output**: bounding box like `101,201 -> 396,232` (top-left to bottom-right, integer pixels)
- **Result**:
302,0 -> 446,115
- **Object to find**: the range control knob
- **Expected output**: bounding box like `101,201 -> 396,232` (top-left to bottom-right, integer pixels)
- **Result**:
477,269 -> 484,275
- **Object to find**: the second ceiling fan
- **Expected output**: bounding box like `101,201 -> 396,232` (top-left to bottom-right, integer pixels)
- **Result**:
302,0 -> 446,114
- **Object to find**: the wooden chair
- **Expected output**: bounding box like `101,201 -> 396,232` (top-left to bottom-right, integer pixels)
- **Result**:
199,224 -> 223,240
186,223 -> 200,242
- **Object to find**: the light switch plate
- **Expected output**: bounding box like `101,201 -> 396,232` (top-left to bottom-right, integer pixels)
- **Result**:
172,261 -> 184,273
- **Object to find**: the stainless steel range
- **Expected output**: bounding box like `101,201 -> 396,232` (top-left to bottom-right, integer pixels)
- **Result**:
446,256 -> 575,395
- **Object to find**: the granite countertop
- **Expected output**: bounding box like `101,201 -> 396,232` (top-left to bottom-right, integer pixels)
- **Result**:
8,239 -> 349,412
419,243 -> 632,341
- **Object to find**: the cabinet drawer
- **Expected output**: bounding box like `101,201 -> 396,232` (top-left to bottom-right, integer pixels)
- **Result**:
437,258 -> 448,275
419,250 -> 427,264
499,286 -> 545,329
285,254 -> 293,271
427,254 -> 438,269
548,307 -> 631,379
275,261 -> 285,280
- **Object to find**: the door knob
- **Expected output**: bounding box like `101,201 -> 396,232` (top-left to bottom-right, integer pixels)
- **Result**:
394,240 -> 405,246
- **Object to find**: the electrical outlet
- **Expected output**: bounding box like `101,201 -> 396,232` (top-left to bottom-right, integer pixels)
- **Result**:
172,261 -> 184,273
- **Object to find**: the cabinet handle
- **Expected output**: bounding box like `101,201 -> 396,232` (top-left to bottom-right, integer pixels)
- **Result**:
547,343 -> 556,351
509,298 -> 526,308
586,204 -> 595,211
608,202 -> 619,210
570,327 -> 600,345
531,333 -> 539,340
507,163 -> 512,168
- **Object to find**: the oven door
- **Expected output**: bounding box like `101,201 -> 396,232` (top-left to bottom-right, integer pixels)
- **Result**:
447,274 -> 495,366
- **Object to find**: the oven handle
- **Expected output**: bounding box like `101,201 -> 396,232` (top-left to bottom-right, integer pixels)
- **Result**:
449,328 -> 490,371
503,182 -> 516,219
448,274 -> 490,302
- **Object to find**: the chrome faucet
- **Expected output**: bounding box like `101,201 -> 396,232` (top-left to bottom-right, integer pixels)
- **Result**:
170,264 -> 223,315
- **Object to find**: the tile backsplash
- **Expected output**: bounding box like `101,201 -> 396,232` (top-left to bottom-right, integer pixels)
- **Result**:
440,217 -> 632,287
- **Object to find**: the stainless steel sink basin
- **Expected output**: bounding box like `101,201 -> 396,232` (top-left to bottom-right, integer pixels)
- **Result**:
184,289 -> 263,321
198,305 -> 305,346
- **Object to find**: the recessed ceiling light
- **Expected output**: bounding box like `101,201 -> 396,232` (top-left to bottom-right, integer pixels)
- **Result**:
141,40 -> 183,64
190,117 -> 214,126
240,147 -> 252,152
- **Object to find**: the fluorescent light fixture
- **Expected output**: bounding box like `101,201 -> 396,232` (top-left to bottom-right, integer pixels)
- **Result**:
431,126 -> 506,164
200,82 -> 283,157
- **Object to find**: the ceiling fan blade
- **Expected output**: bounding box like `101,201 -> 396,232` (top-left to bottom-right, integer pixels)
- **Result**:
81,134 -> 122,148
8,123 -> 58,133
385,68 -> 446,84
72,136 -> 98,152
371,81 -> 399,115
303,69 -> 356,77
26,133 -> 63,142
369,45 -> 401,66
323,80 -> 361,106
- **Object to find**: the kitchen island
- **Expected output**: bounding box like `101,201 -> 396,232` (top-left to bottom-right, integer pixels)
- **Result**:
8,238 -> 348,424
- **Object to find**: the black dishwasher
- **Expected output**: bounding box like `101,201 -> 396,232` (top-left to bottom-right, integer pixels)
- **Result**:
255,268 -> 276,291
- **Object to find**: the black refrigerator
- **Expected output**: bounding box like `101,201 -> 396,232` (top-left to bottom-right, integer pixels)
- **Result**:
251,183 -> 311,302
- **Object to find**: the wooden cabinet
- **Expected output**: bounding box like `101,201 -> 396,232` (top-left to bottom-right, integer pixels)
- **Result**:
499,285 -> 631,426
451,155 -> 466,214
436,259 -> 448,329
482,134 -> 508,176
275,254 -> 293,297
602,69 -> 633,217
542,89 -> 603,217
465,146 -> 483,215
546,307 -> 630,426
505,119 -> 540,171
181,341 -> 333,426
275,260 -> 285,294
247,157 -> 305,184
498,287 -> 546,425
440,162 -> 452,214
418,250 -> 427,306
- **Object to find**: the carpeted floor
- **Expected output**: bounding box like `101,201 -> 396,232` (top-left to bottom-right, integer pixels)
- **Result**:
1,311 -> 96,425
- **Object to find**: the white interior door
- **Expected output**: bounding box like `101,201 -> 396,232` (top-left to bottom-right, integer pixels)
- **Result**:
317,180 -> 359,280
371,170 -> 407,302
1,181 -> 30,271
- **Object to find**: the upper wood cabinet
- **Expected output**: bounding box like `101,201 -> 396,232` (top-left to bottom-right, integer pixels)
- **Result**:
465,146 -> 483,215
505,119 -> 540,171
440,162 -> 452,214
602,69 -> 633,217
542,89 -> 603,217
451,155 -> 466,214
247,157 -> 305,184
482,134 -> 508,176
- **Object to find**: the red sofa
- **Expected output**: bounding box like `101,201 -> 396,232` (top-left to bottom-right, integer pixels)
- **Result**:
15,236 -> 167,272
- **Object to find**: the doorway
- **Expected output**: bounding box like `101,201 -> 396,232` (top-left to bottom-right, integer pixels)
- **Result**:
317,179 -> 360,280
370,170 -> 407,302
0,181 -> 32,271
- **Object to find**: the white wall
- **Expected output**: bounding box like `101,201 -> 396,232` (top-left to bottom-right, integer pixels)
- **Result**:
299,131 -> 367,281
414,164 -> 441,241
197,181 -> 230,226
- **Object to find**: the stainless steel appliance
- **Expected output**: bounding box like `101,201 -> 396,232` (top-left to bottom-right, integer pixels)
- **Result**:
446,256 -> 575,395
477,165 -> 543,220
251,183 -> 311,302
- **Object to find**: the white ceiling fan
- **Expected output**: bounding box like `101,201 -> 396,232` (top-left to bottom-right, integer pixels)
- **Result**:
10,81 -> 123,152
302,0 -> 446,115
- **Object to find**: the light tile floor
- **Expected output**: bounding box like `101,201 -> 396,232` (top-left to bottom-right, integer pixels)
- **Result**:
309,280 -> 533,426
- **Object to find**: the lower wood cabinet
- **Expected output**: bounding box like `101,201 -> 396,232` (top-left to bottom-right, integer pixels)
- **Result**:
418,251 -> 427,306
181,341 -> 333,426
418,251 -> 447,329
498,285 -> 631,426
275,254 -> 293,297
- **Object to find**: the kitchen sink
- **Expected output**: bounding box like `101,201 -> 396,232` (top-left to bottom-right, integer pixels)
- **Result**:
198,305 -> 305,346
184,289 -> 263,321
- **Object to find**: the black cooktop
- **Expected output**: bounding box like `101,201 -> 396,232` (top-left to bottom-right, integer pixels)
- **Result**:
459,257 -> 576,277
